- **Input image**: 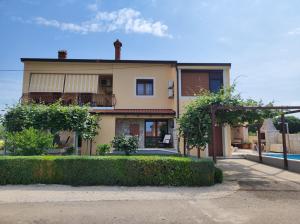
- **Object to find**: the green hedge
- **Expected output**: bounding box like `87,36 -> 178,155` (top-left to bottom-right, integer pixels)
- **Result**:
214,167 -> 223,184
0,156 -> 220,186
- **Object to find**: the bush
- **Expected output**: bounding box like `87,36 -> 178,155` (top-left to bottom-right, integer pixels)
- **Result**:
96,144 -> 110,155
214,167 -> 223,183
0,156 -> 218,186
5,128 -> 54,155
63,147 -> 75,155
111,135 -> 138,155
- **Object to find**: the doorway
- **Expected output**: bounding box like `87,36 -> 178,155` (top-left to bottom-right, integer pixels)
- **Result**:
144,120 -> 168,148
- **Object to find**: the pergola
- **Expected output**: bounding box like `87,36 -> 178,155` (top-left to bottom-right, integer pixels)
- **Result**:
210,105 -> 300,170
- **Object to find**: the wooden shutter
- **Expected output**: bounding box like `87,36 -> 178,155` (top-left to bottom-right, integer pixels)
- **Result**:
181,71 -> 209,96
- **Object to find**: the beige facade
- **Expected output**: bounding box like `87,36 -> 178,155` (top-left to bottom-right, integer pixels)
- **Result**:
21,57 -> 231,157
177,65 -> 231,157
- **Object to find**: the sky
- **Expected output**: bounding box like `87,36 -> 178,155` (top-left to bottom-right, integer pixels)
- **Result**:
0,0 -> 300,114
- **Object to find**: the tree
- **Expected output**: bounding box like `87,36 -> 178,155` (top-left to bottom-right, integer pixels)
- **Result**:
177,87 -> 277,152
273,116 -> 300,133
3,102 -> 100,140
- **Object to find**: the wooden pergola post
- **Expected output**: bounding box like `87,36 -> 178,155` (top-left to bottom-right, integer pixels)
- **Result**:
208,105 -> 300,165
281,114 -> 288,170
257,124 -> 263,163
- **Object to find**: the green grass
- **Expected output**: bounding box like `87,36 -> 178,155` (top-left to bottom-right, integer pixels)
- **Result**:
0,155 -> 220,186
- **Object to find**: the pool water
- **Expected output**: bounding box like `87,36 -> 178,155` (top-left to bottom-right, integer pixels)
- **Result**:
264,153 -> 300,160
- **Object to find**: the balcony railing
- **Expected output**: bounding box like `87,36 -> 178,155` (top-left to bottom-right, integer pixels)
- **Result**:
21,93 -> 116,107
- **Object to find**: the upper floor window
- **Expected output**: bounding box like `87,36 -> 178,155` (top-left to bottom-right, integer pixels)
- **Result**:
181,71 -> 209,96
209,72 -> 223,93
181,70 -> 223,96
136,79 -> 154,96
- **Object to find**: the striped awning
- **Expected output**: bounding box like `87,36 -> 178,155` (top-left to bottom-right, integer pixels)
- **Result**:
29,74 -> 65,92
64,74 -> 99,93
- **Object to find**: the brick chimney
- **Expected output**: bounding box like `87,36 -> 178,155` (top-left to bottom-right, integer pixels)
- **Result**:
113,39 -> 122,60
58,50 -> 67,59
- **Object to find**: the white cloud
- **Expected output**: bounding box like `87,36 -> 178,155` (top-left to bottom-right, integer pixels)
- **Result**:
32,7 -> 171,37
87,0 -> 101,12
288,27 -> 300,36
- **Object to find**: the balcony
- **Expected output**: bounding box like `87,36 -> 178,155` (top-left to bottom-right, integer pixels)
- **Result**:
22,93 -> 116,107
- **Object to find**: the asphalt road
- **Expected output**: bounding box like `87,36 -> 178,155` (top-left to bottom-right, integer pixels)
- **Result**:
0,159 -> 300,224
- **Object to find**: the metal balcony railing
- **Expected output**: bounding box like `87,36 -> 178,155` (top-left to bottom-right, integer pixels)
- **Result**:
21,93 -> 116,107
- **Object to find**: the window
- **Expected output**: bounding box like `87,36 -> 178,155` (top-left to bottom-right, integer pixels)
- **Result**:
136,79 -> 153,96
145,120 -> 168,148
209,72 -> 223,93
181,71 -> 209,96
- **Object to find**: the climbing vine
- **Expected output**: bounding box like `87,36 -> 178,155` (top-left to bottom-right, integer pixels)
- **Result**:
177,86 -> 277,151
3,102 -> 100,140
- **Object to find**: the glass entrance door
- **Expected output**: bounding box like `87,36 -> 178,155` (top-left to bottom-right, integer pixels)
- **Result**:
145,120 -> 168,148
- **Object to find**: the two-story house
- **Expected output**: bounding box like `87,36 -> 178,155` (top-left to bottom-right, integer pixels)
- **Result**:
20,39 -> 231,157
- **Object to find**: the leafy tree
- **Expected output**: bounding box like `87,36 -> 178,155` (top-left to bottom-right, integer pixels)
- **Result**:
177,86 -> 277,152
2,102 -> 100,140
5,127 -> 54,155
273,116 -> 300,133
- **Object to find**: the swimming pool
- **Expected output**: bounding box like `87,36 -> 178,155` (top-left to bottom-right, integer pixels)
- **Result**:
264,153 -> 300,161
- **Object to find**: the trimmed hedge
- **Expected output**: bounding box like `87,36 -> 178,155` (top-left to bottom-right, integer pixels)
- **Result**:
0,156 -> 220,186
214,167 -> 223,183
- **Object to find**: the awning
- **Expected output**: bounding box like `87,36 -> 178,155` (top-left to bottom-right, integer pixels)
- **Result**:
64,74 -> 99,93
29,74 -> 65,92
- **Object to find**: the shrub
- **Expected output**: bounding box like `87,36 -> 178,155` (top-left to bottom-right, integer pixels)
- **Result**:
214,167 -> 223,183
5,128 -> 54,155
0,156 -> 217,186
63,147 -> 75,155
96,144 -> 110,155
111,135 -> 139,155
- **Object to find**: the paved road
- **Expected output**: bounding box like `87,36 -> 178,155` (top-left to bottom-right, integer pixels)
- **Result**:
0,159 -> 300,224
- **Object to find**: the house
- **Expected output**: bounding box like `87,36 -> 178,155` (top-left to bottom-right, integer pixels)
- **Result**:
20,39 -> 231,157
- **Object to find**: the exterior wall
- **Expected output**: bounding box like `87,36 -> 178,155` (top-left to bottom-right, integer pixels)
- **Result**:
275,133 -> 300,154
22,62 -> 177,111
113,64 -> 176,110
81,114 -> 175,155
231,126 -> 249,143
177,65 -> 231,157
22,61 -> 231,157
81,115 -> 116,155
59,131 -> 74,148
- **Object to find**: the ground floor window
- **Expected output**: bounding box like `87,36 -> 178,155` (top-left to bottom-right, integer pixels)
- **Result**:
145,120 -> 168,148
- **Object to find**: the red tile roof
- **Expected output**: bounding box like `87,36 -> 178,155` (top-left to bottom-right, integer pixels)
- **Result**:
90,109 -> 176,115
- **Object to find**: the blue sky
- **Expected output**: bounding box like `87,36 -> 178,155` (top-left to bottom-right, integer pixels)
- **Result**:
1,0 -> 300,114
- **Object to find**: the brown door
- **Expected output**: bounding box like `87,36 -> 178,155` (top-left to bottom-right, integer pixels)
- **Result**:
209,126 -> 223,156
129,124 -> 140,136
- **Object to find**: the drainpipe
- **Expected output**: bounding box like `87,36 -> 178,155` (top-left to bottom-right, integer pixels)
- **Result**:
176,66 -> 180,119
176,65 -> 180,153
